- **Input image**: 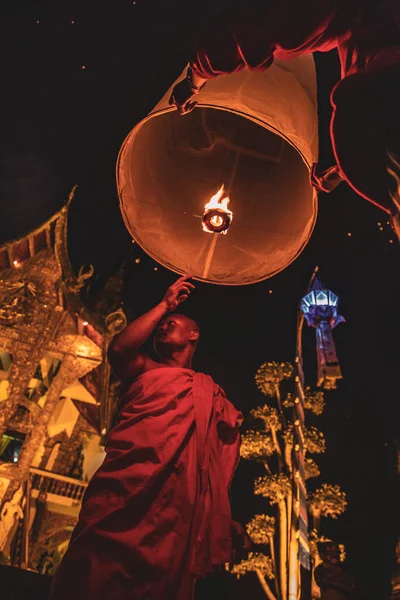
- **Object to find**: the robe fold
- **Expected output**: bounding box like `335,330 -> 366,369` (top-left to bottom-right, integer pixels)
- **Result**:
190,0 -> 400,212
49,367 -> 242,600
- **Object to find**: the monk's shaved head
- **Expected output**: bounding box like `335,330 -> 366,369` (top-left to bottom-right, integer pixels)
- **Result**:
154,313 -> 200,358
172,314 -> 200,334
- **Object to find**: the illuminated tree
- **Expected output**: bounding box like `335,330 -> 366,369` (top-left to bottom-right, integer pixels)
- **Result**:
228,361 -> 347,600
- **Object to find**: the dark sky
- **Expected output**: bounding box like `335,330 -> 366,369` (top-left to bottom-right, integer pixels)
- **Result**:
2,2 -> 400,598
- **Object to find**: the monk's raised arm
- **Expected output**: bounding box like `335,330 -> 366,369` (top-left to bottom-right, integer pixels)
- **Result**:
191,1 -> 275,82
107,276 -> 194,379
169,1 -> 275,115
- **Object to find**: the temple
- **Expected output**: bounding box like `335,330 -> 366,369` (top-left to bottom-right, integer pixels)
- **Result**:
0,188 -> 126,575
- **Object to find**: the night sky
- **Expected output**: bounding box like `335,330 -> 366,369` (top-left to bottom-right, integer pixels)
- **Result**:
2,2 -> 400,598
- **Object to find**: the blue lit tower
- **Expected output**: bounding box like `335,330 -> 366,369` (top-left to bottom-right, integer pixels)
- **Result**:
301,271 -> 345,390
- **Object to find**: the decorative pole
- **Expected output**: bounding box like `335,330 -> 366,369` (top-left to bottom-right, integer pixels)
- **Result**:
289,268 -> 345,598
288,272 -> 313,600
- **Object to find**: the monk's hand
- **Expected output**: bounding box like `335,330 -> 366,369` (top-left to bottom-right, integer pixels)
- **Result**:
169,78 -> 198,115
162,276 -> 195,311
310,163 -> 345,194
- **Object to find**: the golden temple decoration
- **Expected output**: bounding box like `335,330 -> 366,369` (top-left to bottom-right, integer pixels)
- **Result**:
0,187 -> 125,572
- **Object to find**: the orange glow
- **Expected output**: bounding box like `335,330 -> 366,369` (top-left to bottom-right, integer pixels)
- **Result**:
204,185 -> 230,214
13,260 -> 21,268
83,321 -> 89,326
202,185 -> 233,234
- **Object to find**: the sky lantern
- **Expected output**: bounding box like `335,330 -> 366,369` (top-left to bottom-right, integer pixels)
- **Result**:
117,56 -> 318,285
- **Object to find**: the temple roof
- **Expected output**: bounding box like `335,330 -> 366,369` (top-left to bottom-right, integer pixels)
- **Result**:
0,186 -> 77,273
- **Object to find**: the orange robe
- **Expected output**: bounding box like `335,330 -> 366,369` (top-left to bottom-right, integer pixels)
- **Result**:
49,368 -> 242,600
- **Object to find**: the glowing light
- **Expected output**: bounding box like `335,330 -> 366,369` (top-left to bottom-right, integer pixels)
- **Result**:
135,258 -> 140,264
347,232 -> 352,237
154,267 -> 158,271
379,226 -> 384,231
82,65 -> 86,70
13,260 -> 21,268
202,185 -> 233,234
268,289 -> 273,294
389,239 -> 394,244
83,321 -> 88,326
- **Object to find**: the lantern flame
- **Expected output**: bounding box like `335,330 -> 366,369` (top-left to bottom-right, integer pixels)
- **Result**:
204,185 -> 230,213
202,185 -> 233,234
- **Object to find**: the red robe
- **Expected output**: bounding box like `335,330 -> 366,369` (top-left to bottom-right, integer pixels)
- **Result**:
49,367 -> 242,600
190,0 -> 400,213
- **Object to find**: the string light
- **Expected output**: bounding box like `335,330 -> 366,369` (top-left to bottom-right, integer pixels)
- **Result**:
154,267 -> 158,271
347,232 -> 352,237
268,289 -> 273,294
135,258 -> 140,264
83,321 -> 88,326
81,65 -> 86,70
389,239 -> 394,244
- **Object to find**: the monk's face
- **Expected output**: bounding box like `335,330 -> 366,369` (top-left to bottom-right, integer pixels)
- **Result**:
153,315 -> 198,356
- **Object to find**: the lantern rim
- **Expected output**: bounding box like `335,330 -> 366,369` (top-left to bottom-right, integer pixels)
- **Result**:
116,105 -> 318,286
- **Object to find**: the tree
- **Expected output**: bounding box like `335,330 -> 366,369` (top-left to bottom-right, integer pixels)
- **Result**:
228,362 -> 347,600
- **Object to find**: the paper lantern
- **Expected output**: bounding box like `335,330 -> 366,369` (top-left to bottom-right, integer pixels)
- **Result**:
117,56 -> 318,285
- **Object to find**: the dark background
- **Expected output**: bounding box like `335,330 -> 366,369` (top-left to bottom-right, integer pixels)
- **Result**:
2,1 -> 399,597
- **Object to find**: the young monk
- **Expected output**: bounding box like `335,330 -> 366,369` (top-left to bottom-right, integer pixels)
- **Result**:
170,0 -> 400,231
49,275 -> 244,600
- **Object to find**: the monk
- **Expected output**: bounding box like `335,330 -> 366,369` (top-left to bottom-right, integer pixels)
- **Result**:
170,0 -> 400,234
49,275 -> 244,600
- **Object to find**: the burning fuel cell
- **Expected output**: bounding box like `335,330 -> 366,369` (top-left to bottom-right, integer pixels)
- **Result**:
202,185 -> 233,234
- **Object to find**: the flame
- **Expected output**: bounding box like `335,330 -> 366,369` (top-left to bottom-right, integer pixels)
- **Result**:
204,184 -> 231,212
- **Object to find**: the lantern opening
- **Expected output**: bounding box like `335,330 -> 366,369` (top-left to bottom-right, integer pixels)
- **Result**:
117,57 -> 318,285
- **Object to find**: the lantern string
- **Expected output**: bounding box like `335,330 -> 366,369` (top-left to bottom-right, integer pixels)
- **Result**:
227,151 -> 240,195
202,233 -> 219,279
